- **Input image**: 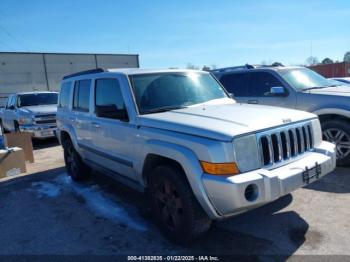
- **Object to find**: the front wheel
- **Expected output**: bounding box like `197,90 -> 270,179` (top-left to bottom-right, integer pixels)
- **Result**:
0,120 -> 5,134
322,119 -> 350,166
149,165 -> 212,244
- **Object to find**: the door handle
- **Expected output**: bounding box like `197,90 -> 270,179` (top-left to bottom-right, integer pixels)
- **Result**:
68,117 -> 76,122
92,122 -> 100,128
247,100 -> 259,104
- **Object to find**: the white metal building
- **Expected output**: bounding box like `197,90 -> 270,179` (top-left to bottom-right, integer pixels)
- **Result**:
0,52 -> 139,106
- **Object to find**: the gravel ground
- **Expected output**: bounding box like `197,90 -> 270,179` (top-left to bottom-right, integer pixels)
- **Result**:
0,139 -> 349,259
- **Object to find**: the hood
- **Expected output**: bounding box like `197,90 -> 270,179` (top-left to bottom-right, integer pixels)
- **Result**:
138,99 -> 316,141
19,104 -> 57,115
307,86 -> 350,96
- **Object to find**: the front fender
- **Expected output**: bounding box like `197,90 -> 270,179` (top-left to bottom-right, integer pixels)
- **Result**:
313,108 -> 350,119
136,139 -> 221,219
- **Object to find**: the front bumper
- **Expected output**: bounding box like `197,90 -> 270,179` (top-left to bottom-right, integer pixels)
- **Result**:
19,124 -> 57,138
202,141 -> 336,218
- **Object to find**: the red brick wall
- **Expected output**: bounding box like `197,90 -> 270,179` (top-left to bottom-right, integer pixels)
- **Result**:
308,62 -> 350,78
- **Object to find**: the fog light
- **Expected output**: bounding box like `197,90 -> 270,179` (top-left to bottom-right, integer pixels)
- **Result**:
244,184 -> 258,202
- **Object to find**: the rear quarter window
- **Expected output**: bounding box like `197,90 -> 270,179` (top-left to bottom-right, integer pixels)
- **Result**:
59,82 -> 71,108
73,80 -> 91,112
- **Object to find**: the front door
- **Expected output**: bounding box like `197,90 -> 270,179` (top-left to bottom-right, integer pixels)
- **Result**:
247,72 -> 296,108
89,78 -> 137,180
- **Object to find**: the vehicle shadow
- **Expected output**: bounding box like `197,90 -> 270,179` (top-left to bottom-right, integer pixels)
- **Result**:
32,137 -> 59,150
90,172 -> 309,256
305,168 -> 350,193
185,194 -> 310,257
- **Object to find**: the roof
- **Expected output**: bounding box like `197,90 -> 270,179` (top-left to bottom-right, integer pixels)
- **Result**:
211,64 -> 304,74
107,68 -> 205,75
62,68 -> 206,80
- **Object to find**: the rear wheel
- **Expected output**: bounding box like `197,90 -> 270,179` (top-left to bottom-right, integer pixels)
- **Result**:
62,137 -> 90,181
149,165 -> 212,244
322,120 -> 350,166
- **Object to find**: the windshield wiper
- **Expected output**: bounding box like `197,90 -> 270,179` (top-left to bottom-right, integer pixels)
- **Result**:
143,105 -> 188,114
301,86 -> 327,91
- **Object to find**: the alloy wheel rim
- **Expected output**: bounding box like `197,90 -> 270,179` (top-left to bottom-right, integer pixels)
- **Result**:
155,179 -> 183,231
323,128 -> 350,159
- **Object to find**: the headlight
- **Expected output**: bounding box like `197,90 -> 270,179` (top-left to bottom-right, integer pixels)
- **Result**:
233,134 -> 261,172
18,116 -> 33,125
311,118 -> 322,146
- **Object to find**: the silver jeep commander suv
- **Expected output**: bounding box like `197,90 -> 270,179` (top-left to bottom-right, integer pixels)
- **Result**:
56,68 -> 335,243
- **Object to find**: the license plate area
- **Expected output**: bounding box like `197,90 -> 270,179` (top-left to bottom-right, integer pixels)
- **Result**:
302,162 -> 321,184
41,130 -> 53,136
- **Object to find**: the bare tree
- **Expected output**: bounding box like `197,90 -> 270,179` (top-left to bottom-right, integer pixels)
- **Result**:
186,63 -> 199,70
202,65 -> 210,71
344,51 -> 350,62
306,56 -> 319,66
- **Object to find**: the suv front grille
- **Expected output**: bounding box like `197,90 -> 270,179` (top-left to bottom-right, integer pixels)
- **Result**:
258,122 -> 314,167
34,114 -> 56,125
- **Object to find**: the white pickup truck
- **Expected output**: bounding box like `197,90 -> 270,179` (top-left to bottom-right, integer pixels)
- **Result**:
56,68 -> 336,243
0,91 -> 58,138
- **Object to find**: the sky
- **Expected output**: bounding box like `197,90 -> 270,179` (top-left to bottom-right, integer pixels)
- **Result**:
0,0 -> 349,69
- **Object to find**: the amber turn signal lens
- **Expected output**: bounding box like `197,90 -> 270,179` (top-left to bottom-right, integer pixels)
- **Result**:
200,161 -> 240,175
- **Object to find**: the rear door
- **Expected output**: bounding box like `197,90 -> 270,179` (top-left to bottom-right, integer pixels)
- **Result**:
219,73 -> 250,103
71,80 -> 93,148
248,71 -> 296,108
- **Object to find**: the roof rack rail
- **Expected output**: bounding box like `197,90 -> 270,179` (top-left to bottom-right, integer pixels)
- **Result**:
62,68 -> 105,80
211,63 -> 284,73
210,64 -> 254,73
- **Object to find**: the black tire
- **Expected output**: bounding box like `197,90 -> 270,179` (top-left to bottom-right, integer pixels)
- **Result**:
62,137 -> 90,181
321,119 -> 350,166
149,165 -> 212,244
0,120 -> 4,134
14,121 -> 20,132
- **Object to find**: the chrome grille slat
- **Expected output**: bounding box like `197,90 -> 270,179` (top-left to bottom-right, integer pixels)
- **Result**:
284,130 -> 291,159
298,127 -> 305,153
292,128 -> 298,155
276,132 -> 283,162
267,135 -> 274,165
257,122 -> 314,167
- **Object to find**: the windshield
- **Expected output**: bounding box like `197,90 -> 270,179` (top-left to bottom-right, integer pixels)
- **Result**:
279,68 -> 333,91
129,72 -> 228,114
18,93 -> 58,107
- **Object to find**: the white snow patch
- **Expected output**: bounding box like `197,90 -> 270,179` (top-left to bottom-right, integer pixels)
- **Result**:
55,174 -> 148,231
31,182 -> 61,198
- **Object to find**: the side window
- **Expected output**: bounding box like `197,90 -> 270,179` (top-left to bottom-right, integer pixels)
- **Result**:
95,78 -> 125,110
249,72 -> 284,97
59,82 -> 71,108
73,80 -> 91,112
219,73 -> 249,97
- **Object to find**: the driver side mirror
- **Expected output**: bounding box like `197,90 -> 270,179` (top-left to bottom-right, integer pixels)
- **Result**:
270,86 -> 287,96
95,104 -> 129,122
